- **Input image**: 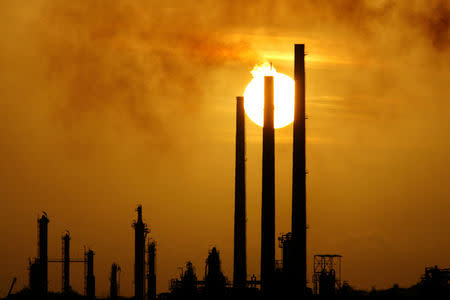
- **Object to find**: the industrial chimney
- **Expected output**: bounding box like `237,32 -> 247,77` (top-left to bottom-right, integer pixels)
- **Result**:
110,263 -> 120,299
292,44 -> 307,294
147,241 -> 156,300
133,205 -> 148,300
85,249 -> 95,299
38,213 -> 49,296
233,96 -> 247,289
62,232 -> 71,294
261,76 -> 275,294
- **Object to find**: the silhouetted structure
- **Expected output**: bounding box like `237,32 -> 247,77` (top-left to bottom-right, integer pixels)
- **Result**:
110,263 -> 120,299
205,247 -> 227,298
421,266 -> 450,297
62,232 -> 71,293
8,277 -> 17,297
278,233 -> 293,275
233,95 -> 247,290
38,212 -> 49,296
292,43 -> 307,295
261,76 -> 275,295
29,259 -> 41,296
85,249 -> 95,299
133,205 -> 149,300
313,254 -> 342,297
147,241 -> 156,300
170,261 -> 198,298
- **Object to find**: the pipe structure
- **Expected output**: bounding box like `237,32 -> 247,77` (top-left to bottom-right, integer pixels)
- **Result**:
261,76 -> 275,295
86,249 -> 95,299
62,232 -> 71,293
233,96 -> 247,289
133,205 -> 148,300
147,241 -> 156,300
38,213 -> 49,296
7,277 -> 16,297
110,263 -> 120,299
292,43 -> 307,294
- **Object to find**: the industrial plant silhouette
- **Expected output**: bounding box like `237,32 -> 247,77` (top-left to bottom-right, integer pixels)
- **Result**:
5,44 -> 449,299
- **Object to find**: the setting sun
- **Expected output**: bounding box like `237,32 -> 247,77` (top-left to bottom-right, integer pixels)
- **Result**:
243,63 -> 294,129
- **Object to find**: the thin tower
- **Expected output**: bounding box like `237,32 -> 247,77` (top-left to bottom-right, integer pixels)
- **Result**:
147,241 -> 156,300
261,76 -> 275,294
38,213 -> 49,296
133,205 -> 148,300
85,249 -> 95,299
110,263 -> 120,299
62,232 -> 71,293
233,96 -> 247,289
292,43 -> 307,294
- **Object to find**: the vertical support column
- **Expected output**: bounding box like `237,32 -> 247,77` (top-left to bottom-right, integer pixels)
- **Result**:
261,76 -> 275,295
110,263 -> 119,299
147,241 -> 156,300
38,213 -> 49,296
292,43 -> 307,295
63,232 -> 71,293
134,205 -> 148,300
86,249 -> 95,299
233,96 -> 247,289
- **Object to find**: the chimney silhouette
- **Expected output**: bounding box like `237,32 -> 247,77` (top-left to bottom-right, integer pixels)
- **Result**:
292,44 -> 307,294
38,213 -> 49,296
147,241 -> 156,300
261,76 -> 275,294
62,232 -> 71,294
233,96 -> 247,289
85,249 -> 95,299
133,205 -> 148,300
110,263 -> 120,299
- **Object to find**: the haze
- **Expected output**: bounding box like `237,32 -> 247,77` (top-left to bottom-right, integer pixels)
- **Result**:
0,0 -> 449,297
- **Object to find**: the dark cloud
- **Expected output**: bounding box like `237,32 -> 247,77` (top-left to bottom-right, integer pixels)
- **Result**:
35,1 -> 259,137
409,0 -> 450,51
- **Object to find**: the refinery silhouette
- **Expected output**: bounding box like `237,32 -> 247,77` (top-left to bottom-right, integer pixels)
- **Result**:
4,44 -> 449,299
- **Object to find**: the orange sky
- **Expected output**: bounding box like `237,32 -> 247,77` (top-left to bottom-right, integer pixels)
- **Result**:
0,0 -> 449,297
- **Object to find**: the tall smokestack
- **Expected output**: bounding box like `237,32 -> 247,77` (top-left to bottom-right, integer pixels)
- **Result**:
133,205 -> 148,300
110,263 -> 120,299
261,76 -> 275,294
233,96 -> 247,289
147,241 -> 156,300
38,213 -> 49,296
86,249 -> 95,299
62,232 -> 71,294
292,44 -> 307,294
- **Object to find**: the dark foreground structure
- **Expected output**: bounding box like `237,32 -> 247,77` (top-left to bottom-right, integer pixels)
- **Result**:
6,43 -> 449,300
233,96 -> 247,290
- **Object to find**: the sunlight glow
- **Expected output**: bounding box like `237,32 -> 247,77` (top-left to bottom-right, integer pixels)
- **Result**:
243,63 -> 294,129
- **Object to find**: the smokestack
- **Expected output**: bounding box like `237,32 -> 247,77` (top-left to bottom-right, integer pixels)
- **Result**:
261,76 -> 275,294
133,205 -> 148,300
110,263 -> 120,299
62,232 -> 71,293
147,241 -> 156,300
292,44 -> 307,294
233,96 -> 247,289
38,213 -> 49,296
86,249 -> 95,299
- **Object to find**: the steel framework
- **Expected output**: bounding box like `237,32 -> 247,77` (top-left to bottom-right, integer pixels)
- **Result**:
312,254 -> 342,296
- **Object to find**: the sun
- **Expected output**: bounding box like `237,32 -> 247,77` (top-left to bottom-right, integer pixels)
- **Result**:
243,63 -> 294,129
